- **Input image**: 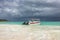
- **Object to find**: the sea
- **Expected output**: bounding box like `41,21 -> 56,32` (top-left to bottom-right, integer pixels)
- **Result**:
0,21 -> 60,26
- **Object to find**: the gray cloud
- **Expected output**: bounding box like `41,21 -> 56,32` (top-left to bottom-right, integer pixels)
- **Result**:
20,0 -> 60,16
0,0 -> 60,21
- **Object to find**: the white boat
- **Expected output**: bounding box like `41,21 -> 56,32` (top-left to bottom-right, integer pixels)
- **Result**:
28,19 -> 40,25
22,19 -> 40,25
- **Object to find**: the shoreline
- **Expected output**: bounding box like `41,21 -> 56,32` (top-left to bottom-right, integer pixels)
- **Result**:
0,24 -> 60,29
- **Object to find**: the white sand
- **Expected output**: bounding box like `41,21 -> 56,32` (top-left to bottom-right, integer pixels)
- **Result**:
0,24 -> 60,40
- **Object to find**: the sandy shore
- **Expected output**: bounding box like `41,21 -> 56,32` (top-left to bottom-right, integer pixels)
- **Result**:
0,24 -> 60,40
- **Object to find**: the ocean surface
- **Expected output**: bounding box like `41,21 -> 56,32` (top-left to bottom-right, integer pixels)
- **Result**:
0,21 -> 60,26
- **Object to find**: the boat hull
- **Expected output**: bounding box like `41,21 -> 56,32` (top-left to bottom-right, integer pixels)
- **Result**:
29,21 -> 40,25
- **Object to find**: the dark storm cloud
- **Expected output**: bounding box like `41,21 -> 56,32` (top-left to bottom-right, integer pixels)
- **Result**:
25,0 -> 60,16
20,0 -> 60,16
0,0 -> 60,21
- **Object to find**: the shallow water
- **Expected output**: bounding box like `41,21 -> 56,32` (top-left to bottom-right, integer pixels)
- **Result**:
0,21 -> 60,26
0,25 -> 60,40
41,21 -> 60,26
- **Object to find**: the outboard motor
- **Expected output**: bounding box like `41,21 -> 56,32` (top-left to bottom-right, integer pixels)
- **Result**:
22,21 -> 29,25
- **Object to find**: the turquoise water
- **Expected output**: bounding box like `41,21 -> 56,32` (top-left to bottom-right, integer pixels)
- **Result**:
0,21 -> 60,26
0,22 -> 22,25
41,21 -> 60,26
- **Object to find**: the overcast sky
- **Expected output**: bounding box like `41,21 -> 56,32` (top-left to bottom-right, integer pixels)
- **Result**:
0,0 -> 60,21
